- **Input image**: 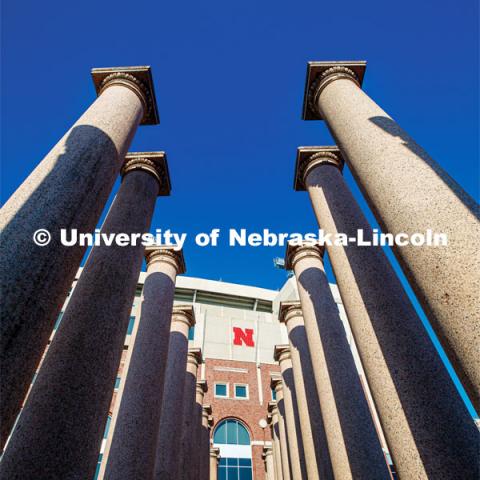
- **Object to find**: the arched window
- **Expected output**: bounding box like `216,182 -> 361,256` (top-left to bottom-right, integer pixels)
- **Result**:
213,419 -> 252,480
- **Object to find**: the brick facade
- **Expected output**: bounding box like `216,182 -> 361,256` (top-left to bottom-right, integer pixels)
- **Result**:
202,358 -> 280,480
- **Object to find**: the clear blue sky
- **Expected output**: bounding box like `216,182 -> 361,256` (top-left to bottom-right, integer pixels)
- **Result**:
1,0 -> 478,413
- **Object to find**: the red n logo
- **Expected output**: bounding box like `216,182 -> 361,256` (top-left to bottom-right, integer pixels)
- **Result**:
233,327 -> 255,347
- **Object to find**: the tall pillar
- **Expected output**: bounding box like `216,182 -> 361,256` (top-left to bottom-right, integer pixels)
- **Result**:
270,377 -> 291,480
302,61 -> 480,410
279,302 -> 333,480
267,404 -> 283,480
192,381 -> 208,477
285,243 -> 390,479
153,305 -> 196,479
294,147 -> 480,478
263,446 -> 276,480
273,346 -> 306,480
199,405 -> 212,480
104,246 -> 186,479
0,152 -> 169,480
0,66 -> 160,447
209,447 -> 220,480
177,348 -> 203,480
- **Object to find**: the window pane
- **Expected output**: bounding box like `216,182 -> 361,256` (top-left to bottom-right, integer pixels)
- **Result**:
218,467 -> 227,480
188,326 -> 195,341
219,457 -> 227,466
237,423 -> 250,445
227,458 -> 238,466
114,377 -> 121,389
214,421 -> 227,444
127,316 -> 135,334
103,416 -> 112,439
271,388 -> 277,400
227,467 -> 239,480
239,459 -> 251,466
226,420 -> 238,444
239,468 -> 252,480
235,385 -> 247,398
215,383 -> 227,397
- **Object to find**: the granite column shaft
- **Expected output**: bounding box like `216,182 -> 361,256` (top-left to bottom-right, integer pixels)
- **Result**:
0,153 -> 164,480
154,307 -> 196,480
279,303 -> 333,480
287,244 -> 390,479
263,447 -> 276,480
274,348 -> 306,480
271,380 -> 292,480
307,63 -> 480,409
210,448 -> 220,480
104,246 -> 185,479
268,408 -> 284,480
177,348 -> 203,479
0,67 -> 157,447
192,381 -> 208,478
300,150 -> 479,478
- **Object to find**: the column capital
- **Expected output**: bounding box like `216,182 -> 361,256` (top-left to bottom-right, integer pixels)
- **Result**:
278,301 -> 303,325
187,347 -> 203,367
172,304 -> 196,328
262,446 -> 274,457
91,66 -> 159,125
302,61 -> 366,120
196,380 -> 208,395
294,146 -> 344,191
210,447 -> 220,459
202,403 -> 212,419
144,245 -> 186,273
267,401 -> 279,417
274,344 -> 291,364
122,152 -> 171,196
285,241 -> 325,270
270,374 -> 283,393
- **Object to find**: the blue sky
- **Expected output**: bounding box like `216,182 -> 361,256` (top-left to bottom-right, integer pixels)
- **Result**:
1,0 -> 478,413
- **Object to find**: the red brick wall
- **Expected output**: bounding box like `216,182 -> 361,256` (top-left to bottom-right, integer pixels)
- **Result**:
202,358 -> 280,480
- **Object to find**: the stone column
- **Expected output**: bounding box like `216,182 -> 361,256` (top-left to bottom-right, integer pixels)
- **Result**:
154,306 -> 196,480
263,446 -> 276,480
270,377 -> 292,480
303,61 -> 480,410
267,405 -> 283,480
0,152 -> 169,480
279,302 -> 333,480
104,246 -> 186,479
199,405 -> 212,480
209,447 -> 220,480
191,381 -> 208,477
294,147 -> 480,478
177,348 -> 203,480
273,346 -> 306,480
285,243 -> 390,479
0,66 -> 160,447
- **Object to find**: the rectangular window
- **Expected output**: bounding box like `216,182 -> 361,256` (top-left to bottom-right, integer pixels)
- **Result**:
114,377 -> 121,390
234,384 -> 248,400
214,382 -> 229,398
188,326 -> 195,341
127,316 -> 135,335
271,388 -> 277,400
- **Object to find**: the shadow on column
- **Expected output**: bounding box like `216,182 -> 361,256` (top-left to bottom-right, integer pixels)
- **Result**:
282,366 -> 307,479
297,267 -> 385,479
1,125 -> 119,448
368,115 -> 479,216
289,325 -> 333,479
320,174 -> 480,478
